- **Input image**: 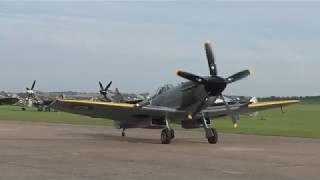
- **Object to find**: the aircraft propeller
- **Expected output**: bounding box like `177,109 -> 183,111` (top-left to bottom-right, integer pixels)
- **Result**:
176,40 -> 253,127
99,81 -> 112,101
26,80 -> 36,99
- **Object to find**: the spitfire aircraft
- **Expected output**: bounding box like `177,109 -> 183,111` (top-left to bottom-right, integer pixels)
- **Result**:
52,40 -> 299,144
98,81 -> 145,104
0,91 -> 20,105
22,80 -> 55,111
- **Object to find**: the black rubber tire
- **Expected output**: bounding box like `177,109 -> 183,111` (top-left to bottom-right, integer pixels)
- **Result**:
161,128 -> 172,144
170,129 -> 175,139
207,128 -> 218,144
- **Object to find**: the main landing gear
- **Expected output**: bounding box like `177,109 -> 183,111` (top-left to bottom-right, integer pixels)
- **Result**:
121,128 -> 126,137
203,117 -> 218,144
161,128 -> 175,144
206,128 -> 218,144
160,118 -> 175,144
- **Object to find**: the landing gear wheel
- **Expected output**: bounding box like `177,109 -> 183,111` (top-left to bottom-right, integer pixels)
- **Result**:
207,128 -> 218,144
170,129 -> 175,139
161,128 -> 172,144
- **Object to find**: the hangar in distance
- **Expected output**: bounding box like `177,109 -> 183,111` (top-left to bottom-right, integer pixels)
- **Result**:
52,40 -> 299,144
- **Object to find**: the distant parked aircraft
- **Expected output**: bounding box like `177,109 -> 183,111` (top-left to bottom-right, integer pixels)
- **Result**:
22,80 -> 55,111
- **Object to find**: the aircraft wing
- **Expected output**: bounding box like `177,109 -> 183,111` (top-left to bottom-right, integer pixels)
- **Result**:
0,97 -> 19,105
201,100 -> 299,118
51,99 -> 186,122
51,99 -> 299,124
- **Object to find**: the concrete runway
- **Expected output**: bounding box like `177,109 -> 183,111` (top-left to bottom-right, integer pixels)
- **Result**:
0,121 -> 319,180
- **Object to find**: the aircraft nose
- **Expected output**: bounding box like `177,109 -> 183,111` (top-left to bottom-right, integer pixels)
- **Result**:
205,76 -> 227,96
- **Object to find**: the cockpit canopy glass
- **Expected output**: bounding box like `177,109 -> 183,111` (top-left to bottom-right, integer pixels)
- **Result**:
151,84 -> 174,98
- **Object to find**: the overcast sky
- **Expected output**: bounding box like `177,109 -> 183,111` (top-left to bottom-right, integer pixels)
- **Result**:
0,1 -> 319,96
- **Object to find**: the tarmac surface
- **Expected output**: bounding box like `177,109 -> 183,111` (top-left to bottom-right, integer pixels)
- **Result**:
0,121 -> 319,180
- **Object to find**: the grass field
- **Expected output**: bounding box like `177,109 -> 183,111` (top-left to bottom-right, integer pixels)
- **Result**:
213,103 -> 320,138
0,106 -> 113,126
0,103 -> 319,138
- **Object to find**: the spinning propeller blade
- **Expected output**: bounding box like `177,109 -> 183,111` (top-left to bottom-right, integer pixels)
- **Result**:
31,80 -> 36,90
204,40 -> 217,76
99,81 -> 112,101
226,69 -> 253,84
99,81 -> 104,91
105,81 -> 112,91
176,70 -> 206,84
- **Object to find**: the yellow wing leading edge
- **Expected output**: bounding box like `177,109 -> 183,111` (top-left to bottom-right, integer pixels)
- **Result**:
248,100 -> 300,109
58,99 -> 135,108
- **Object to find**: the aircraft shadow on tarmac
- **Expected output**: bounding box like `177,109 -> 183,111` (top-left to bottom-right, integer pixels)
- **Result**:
77,132 -> 204,145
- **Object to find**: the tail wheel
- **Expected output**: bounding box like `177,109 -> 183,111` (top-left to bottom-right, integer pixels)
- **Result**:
207,128 -> 218,144
161,128 -> 172,144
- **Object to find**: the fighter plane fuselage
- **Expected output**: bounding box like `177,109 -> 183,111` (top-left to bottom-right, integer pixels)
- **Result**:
151,78 -> 226,115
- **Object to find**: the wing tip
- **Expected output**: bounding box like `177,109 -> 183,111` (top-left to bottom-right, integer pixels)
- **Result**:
249,100 -> 300,108
280,100 -> 300,104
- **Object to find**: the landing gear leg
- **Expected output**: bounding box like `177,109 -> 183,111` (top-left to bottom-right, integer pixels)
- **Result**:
160,118 -> 173,144
170,129 -> 175,139
121,128 -> 126,137
203,117 -> 218,144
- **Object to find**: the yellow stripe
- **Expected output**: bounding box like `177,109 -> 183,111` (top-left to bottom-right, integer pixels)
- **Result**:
248,100 -> 299,108
59,99 -> 135,108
